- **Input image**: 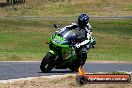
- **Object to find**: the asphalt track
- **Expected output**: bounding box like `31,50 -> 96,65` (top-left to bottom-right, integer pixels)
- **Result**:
0,62 -> 131,80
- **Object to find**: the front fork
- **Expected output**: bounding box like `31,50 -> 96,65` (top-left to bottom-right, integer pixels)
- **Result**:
48,50 -> 58,66
48,50 -> 62,65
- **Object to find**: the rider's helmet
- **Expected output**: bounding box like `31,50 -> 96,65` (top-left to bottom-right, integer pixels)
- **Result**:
78,14 -> 89,28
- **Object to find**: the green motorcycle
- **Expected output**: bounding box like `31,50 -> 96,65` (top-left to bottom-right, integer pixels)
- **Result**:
40,24 -> 96,72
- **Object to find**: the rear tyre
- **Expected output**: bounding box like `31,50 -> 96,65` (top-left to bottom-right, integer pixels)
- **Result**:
69,60 -> 81,72
40,52 -> 55,73
69,53 -> 87,72
69,66 -> 80,72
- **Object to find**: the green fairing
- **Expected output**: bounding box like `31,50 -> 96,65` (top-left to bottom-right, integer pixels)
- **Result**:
55,35 -> 66,43
49,34 -> 76,64
49,34 -> 69,47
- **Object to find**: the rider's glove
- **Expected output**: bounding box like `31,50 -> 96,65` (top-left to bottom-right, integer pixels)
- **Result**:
75,43 -> 80,48
90,37 -> 96,45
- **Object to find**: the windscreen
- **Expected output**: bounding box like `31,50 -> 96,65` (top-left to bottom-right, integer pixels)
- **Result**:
54,27 -> 77,45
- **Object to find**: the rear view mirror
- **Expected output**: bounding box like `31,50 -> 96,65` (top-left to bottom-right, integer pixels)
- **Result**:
54,24 -> 59,29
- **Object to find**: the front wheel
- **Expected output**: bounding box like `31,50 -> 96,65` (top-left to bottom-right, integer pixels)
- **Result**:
40,52 -> 55,73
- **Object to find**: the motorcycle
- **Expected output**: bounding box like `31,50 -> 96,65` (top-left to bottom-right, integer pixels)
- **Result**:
40,24 -> 96,72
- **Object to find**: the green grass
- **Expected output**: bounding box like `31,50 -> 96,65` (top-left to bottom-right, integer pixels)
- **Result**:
0,17 -> 132,61
89,19 -> 132,61
0,0 -> 132,16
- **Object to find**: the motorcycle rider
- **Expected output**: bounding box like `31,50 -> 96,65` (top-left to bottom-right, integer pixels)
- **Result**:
58,13 -> 95,48
57,13 -> 96,65
66,14 -> 94,48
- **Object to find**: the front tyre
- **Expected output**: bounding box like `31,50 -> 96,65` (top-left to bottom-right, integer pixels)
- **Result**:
40,52 -> 55,73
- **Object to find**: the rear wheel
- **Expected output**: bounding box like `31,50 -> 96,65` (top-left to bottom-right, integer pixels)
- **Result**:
69,66 -> 80,72
40,52 -> 55,73
69,53 -> 87,72
69,60 -> 81,72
